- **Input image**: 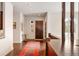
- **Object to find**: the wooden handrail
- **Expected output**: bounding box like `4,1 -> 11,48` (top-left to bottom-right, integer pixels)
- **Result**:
48,33 -> 59,39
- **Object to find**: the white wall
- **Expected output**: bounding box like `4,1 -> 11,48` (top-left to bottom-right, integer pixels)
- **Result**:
13,10 -> 24,43
20,12 -> 24,42
47,12 -> 62,39
0,2 -> 13,56
46,3 -> 62,39
13,10 -> 20,43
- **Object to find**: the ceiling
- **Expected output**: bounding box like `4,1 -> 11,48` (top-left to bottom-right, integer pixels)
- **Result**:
12,2 -> 78,15
12,2 -> 61,15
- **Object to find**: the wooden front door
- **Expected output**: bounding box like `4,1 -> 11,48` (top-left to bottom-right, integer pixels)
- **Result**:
35,21 -> 43,39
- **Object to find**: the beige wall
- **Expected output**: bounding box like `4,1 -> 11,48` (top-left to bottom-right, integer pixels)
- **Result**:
0,2 -> 13,56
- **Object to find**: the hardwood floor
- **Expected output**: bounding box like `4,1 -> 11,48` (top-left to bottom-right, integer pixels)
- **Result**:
48,37 -> 79,56
6,40 -> 57,56
61,39 -> 79,56
6,42 -> 26,56
6,38 -> 79,56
